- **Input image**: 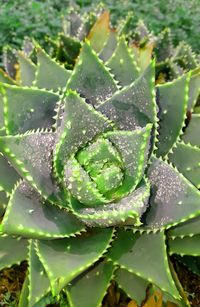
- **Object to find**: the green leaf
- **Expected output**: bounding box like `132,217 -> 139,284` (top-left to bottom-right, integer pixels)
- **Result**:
0,153 -> 20,193
182,114 -> 200,147
77,137 -> 122,167
173,42 -> 198,71
154,28 -> 173,62
145,157 -> 200,229
87,11 -> 110,54
18,52 -> 36,86
35,47 -> 71,90
0,132 -> 63,203
1,181 -> 84,239
187,69 -> 200,110
169,235 -> 200,256
169,216 -> 200,238
108,230 -> 180,299
28,240 -> 51,306
0,191 -> 8,216
0,235 -> 28,270
98,61 -> 156,130
3,46 -> 18,79
54,90 -> 113,177
0,83 -> 59,134
18,277 -> 29,307
0,68 -> 15,85
67,261 -> 114,307
105,125 -> 152,199
35,228 -> 113,295
64,157 -> 108,206
66,42 -> 118,106
107,36 -> 139,86
156,74 -> 190,157
99,30 -> 117,62
168,141 -> 200,188
70,180 -> 150,227
115,268 -> 149,305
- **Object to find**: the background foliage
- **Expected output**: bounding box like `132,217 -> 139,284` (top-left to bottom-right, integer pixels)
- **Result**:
0,0 -> 200,66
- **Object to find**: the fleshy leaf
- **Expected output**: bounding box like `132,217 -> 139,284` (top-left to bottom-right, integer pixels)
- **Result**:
173,42 -> 198,71
35,228 -> 113,295
0,132 -> 63,203
107,36 -> 139,86
182,114 -> 200,147
66,42 -> 118,106
108,229 -> 180,299
54,90 -> 113,177
64,157 -> 108,206
168,141 -> 200,188
3,46 -> 18,79
169,216 -> 200,238
0,191 -> 8,216
18,277 -> 29,307
98,61 -> 156,130
99,30 -> 118,62
144,157 -> 200,229
156,74 -> 190,157
0,83 -> 59,134
18,52 -> 36,86
154,28 -> 173,62
28,240 -> 51,306
1,181 -> 84,239
0,68 -> 15,85
77,137 -> 122,166
105,125 -> 152,199
115,268 -> 149,305
87,11 -> 110,53
0,235 -> 28,270
169,235 -> 200,256
35,47 -> 71,90
187,69 -> 200,110
67,261 -> 114,307
70,180 -> 150,227
0,153 -> 20,193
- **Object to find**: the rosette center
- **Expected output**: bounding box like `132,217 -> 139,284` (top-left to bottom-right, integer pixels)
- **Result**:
64,137 -> 124,207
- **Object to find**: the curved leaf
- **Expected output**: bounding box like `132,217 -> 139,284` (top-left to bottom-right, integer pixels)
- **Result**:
168,141 -> 200,188
54,90 -> 113,177
108,230 -> 180,299
0,83 -> 59,134
0,235 -> 28,270
145,157 -> 200,229
66,42 -> 118,106
0,132 -> 63,204
98,61 -> 156,130
1,181 -> 85,239
67,261 -> 114,307
156,74 -> 189,157
35,228 -> 113,295
107,36 -> 139,86
35,47 -> 71,90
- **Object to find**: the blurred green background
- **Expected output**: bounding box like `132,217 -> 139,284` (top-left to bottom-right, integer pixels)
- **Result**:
0,0 -> 199,65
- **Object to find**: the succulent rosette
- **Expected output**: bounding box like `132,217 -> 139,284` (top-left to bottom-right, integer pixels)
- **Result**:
0,10 -> 200,307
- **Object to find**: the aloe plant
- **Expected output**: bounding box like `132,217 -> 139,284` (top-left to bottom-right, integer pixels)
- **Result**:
52,9 -> 199,83
0,10 -> 200,307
